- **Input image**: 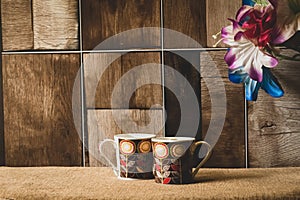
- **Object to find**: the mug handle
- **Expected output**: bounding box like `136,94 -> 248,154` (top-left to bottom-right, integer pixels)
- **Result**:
99,139 -> 118,175
191,141 -> 212,178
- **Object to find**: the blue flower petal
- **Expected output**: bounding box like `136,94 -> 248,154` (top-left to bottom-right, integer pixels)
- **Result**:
261,67 -> 284,98
243,0 -> 255,6
245,77 -> 261,101
229,67 -> 248,83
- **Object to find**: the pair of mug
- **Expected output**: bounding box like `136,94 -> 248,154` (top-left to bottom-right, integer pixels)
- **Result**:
99,133 -> 212,184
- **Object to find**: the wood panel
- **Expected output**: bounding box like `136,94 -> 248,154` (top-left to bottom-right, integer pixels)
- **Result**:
164,51 -> 201,140
248,49 -> 300,167
81,0 -> 160,50
1,0 -> 33,51
84,52 -> 162,109
163,0 -> 206,48
87,109 -> 163,167
206,0 -> 242,47
2,54 -> 82,166
32,0 -> 79,50
200,51 -> 245,168
0,18 -> 4,165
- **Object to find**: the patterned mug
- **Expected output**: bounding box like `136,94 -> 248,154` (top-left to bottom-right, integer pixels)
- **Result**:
99,133 -> 156,180
152,137 -> 212,184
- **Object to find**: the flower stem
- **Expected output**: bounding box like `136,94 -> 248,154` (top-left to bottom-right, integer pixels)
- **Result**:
254,0 -> 269,6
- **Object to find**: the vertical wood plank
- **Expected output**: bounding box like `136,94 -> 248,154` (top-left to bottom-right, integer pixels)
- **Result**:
84,52 -> 162,109
200,51 -> 245,168
87,109 -> 163,167
121,52 -> 162,109
1,0 -> 33,51
32,0 -> 79,50
84,53 -> 121,109
81,0 -> 161,50
2,54 -> 82,166
164,51 -> 202,140
206,0 -> 242,47
0,13 -> 4,165
248,49 -> 300,167
163,0 -> 206,48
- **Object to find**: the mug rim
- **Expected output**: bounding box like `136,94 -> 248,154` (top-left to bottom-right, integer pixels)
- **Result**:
151,137 -> 195,143
114,133 -> 156,140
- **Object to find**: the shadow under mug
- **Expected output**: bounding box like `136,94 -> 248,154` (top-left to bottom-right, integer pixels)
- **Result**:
152,137 -> 212,184
99,133 -> 156,180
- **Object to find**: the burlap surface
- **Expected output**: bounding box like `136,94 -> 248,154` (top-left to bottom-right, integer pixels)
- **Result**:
0,167 -> 299,200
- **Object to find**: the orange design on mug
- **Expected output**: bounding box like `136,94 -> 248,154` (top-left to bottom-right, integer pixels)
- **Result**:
138,140 -> 151,153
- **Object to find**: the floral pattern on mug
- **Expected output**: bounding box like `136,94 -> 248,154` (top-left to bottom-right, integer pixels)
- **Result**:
119,139 -> 154,179
153,142 -> 192,184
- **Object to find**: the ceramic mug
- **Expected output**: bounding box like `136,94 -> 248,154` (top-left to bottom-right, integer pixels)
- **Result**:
152,137 -> 212,184
99,133 -> 156,180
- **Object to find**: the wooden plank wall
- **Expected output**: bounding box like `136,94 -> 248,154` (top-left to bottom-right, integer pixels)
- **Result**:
1,0 -> 299,168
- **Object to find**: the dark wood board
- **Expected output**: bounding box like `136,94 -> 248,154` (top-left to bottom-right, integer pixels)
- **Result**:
0,10 -> 4,165
2,54 -> 82,166
163,0 -> 207,48
84,52 -> 162,109
81,0 -> 161,50
200,50 -> 245,168
164,51 -> 202,140
1,0 -> 33,51
206,0 -> 242,47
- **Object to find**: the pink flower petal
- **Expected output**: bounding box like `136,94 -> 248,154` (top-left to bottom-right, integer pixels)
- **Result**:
259,52 -> 278,68
224,50 -> 236,67
249,66 -> 263,82
236,6 -> 253,21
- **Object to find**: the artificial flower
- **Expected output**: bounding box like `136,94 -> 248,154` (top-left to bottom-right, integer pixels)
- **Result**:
222,4 -> 278,82
221,0 -> 300,101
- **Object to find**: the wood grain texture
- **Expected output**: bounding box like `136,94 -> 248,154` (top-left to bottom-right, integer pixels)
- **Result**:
81,0 -> 160,50
164,51 -> 201,140
2,54 -> 82,166
84,52 -> 162,109
1,0 -> 33,51
163,0 -> 206,48
200,51 -> 245,168
0,20 -> 4,165
32,0 -> 79,50
206,0 -> 242,47
248,49 -> 300,167
87,109 -> 163,167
